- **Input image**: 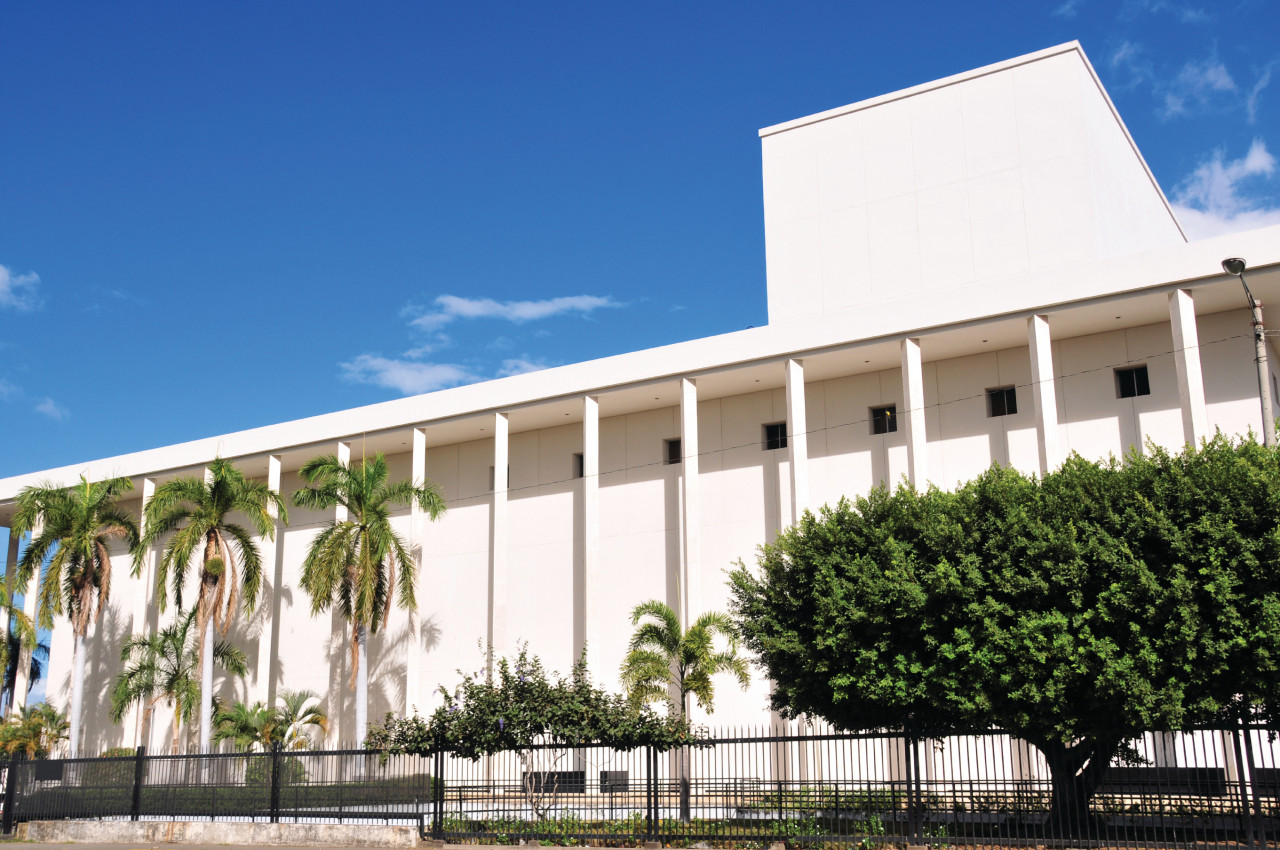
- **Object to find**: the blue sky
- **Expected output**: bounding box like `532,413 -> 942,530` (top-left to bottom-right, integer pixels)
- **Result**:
2,0 -> 1279,483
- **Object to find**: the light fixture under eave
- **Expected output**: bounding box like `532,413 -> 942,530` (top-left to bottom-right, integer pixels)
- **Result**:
1223,257 -> 1247,276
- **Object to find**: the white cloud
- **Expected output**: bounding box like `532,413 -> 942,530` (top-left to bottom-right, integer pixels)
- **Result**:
1171,139 -> 1280,238
496,358 -> 552,377
1120,0 -> 1207,23
0,379 -> 18,401
410,294 -> 621,331
1108,41 -> 1152,89
1052,0 -> 1080,17
339,355 -> 479,396
0,265 -> 41,311
1160,58 -> 1237,120
34,397 -> 68,421
1248,63 -> 1274,125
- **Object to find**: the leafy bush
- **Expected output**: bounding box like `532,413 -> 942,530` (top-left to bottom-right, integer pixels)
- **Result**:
81,748 -> 137,786
244,754 -> 306,786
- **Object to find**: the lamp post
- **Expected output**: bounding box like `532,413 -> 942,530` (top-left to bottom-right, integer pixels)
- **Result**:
1223,258 -> 1277,448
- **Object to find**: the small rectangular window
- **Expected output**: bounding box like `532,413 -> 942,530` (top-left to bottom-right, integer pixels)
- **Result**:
763,422 -> 787,451
987,386 -> 1017,417
664,438 -> 681,465
1116,365 -> 1151,399
488,466 -> 509,491
572,453 -> 584,479
871,405 -> 897,435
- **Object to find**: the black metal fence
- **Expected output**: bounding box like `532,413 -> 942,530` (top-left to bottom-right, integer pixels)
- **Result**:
3,723 -> 1279,847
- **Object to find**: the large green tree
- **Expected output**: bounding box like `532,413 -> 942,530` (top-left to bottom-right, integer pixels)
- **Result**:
730,435 -> 1280,835
620,599 -> 749,823
134,458 -> 286,752
292,451 -> 445,745
110,609 -> 248,753
12,475 -> 139,756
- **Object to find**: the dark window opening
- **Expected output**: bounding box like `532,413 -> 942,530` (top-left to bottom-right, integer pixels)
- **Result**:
763,422 -> 788,451
988,386 -> 1018,417
572,453 -> 584,479
1116,366 -> 1151,399
664,438 -> 681,465
871,405 -> 897,435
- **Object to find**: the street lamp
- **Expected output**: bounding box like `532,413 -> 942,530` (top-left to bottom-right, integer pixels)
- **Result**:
1222,258 -> 1277,447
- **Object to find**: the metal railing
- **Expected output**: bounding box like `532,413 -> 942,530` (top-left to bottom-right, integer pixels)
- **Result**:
2,723 -> 1277,847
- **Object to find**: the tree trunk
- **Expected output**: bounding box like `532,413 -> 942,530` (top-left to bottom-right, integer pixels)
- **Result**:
171,706 -> 181,755
199,616 -> 214,753
354,624 -> 368,747
1037,736 -> 1117,838
678,695 -> 691,823
69,632 -> 85,757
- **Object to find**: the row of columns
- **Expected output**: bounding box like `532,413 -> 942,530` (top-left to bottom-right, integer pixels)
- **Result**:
4,289 -> 1213,745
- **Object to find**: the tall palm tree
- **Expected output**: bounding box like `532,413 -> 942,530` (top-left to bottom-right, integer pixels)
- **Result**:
292,451 -> 445,745
2,626 -> 47,715
12,476 -> 140,756
621,599 -> 750,822
274,689 -> 328,750
133,457 -> 285,753
110,610 -> 248,753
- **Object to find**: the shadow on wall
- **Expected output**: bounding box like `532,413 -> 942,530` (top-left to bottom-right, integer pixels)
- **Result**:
85,605 -> 129,755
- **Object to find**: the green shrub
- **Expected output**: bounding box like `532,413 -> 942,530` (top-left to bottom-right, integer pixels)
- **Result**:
81,748 -> 137,786
245,754 -> 306,786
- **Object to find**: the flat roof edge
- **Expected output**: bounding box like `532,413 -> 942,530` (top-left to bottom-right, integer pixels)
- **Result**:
758,41 -> 1083,138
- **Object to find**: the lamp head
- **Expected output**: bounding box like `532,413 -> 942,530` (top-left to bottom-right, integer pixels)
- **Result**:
1223,257 -> 1247,276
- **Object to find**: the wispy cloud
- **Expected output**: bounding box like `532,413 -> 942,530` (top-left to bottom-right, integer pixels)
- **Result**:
1108,41 -> 1152,90
34,397 -> 68,421
0,379 -> 19,401
339,355 -> 479,395
1171,139 -> 1280,238
1247,63 -> 1275,124
496,357 -> 552,377
1119,0 -> 1208,23
1159,57 -> 1237,120
1052,0 -> 1080,18
0,265 -> 41,311
410,294 -> 622,331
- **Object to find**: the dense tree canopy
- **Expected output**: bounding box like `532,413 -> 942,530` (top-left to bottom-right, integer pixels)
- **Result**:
730,435 -> 1280,828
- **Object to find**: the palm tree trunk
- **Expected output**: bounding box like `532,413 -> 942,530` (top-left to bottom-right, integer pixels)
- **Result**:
355,624 -> 368,746
679,695 -> 691,823
69,632 -> 85,757
199,616 -> 214,752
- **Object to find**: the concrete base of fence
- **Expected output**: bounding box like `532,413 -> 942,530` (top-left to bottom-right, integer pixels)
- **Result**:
18,819 -> 423,847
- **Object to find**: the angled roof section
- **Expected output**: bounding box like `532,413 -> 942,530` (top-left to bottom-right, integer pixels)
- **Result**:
759,42 -> 1187,326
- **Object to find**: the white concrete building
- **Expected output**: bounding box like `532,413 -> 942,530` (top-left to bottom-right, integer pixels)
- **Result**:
3,41 -> 1280,755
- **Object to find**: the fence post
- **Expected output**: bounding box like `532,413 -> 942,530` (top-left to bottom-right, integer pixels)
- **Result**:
904,734 -> 919,844
130,746 -> 146,822
432,749 -> 444,840
1,754 -> 20,835
269,742 -> 282,824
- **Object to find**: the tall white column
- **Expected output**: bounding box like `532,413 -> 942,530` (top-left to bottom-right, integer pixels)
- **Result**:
679,378 -> 701,627
900,338 -> 929,487
1169,289 -> 1209,446
580,396 -> 600,666
1027,315 -> 1062,476
13,518 -> 42,714
488,413 -> 509,670
252,457 -> 281,705
336,441 -> 351,521
406,428 -> 427,714
125,477 -> 157,746
785,359 -> 809,523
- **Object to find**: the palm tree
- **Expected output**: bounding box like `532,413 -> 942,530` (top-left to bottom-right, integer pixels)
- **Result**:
213,700 -> 275,752
0,702 -> 69,758
621,599 -> 750,822
292,451 -> 445,745
135,457 -> 286,752
11,476 -> 140,756
274,689 -> 328,750
2,627 -> 47,715
110,610 -> 248,753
